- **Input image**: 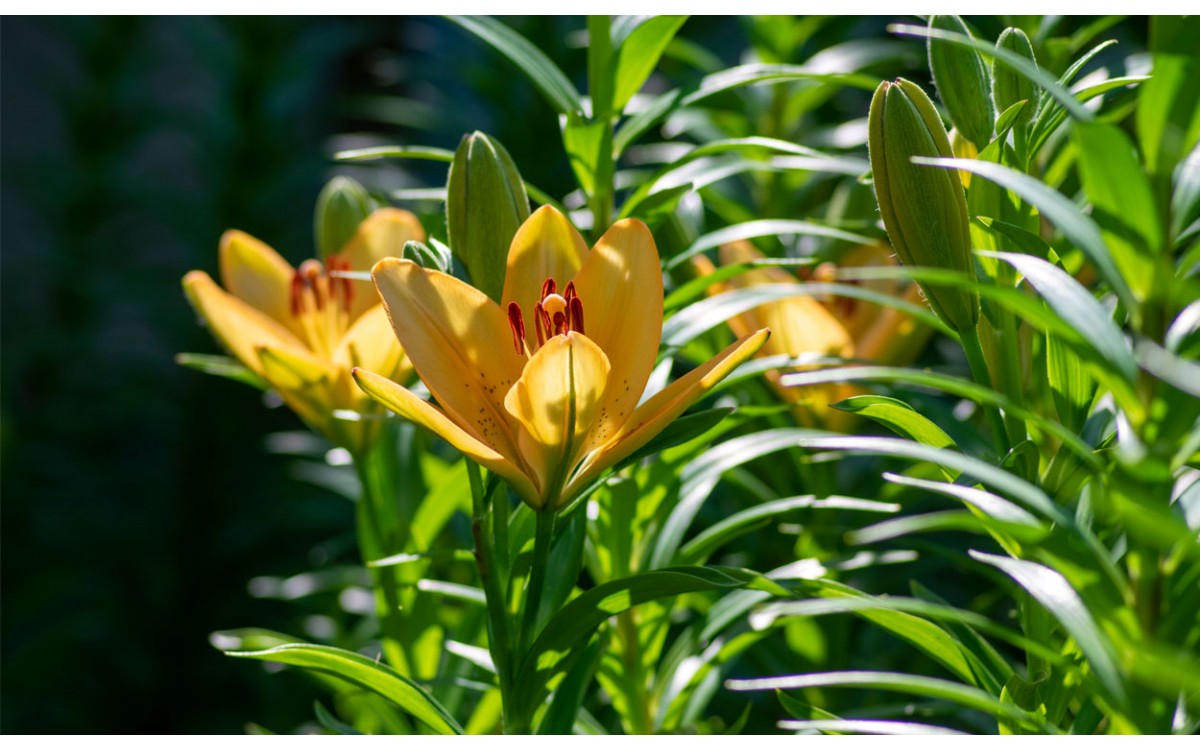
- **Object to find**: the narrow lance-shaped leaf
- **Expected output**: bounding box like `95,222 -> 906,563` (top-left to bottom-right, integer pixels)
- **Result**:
912,157 -> 1134,310
228,643 -> 464,734
448,16 -> 584,115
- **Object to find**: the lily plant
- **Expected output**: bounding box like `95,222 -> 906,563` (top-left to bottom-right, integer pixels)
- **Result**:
354,205 -> 767,730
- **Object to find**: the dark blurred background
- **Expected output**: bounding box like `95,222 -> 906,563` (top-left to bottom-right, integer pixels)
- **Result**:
1,16 -> 1145,733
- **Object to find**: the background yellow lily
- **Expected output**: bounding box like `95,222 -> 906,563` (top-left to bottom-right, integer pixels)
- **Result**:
354,206 -> 769,510
695,240 -> 931,430
182,208 -> 422,454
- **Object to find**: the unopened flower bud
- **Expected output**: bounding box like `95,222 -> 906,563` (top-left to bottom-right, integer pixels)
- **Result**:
993,27 -> 1038,127
314,176 -> 374,260
868,78 -> 979,333
928,15 -> 994,148
401,240 -> 449,273
446,131 -> 530,302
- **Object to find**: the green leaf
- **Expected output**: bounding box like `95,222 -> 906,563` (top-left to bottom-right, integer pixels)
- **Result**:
754,586 -> 1063,674
677,494 -> 898,565
1171,144 -> 1200,244
625,406 -> 734,466
783,366 -> 1099,468
913,157 -> 1134,309
986,251 -> 1137,382
514,566 -> 757,717
333,145 -> 456,163
664,219 -> 875,271
612,16 -> 688,111
766,586 -> 979,686
448,16 -> 583,115
228,643 -> 464,734
1073,121 -> 1162,296
883,472 -> 1043,531
313,701 -> 364,735
613,88 -> 681,156
998,673 -> 1047,735
176,353 -> 268,390
1046,323 -> 1094,432
563,113 -> 608,196
969,551 -> 1126,706
728,670 -> 1056,732
1028,75 -> 1147,159
1138,17 -> 1200,212
832,395 -> 957,453
778,719 -> 966,735
680,64 -> 878,107
890,22 -> 1090,122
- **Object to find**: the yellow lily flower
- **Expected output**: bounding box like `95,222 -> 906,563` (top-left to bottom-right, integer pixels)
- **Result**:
353,206 -> 769,510
695,240 -> 930,430
182,208 -> 424,454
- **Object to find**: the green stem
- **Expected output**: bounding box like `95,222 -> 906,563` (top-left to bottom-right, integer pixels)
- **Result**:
993,307 -> 1032,467
519,508 -> 557,656
587,14 -> 615,237
959,324 -> 1011,456
467,462 -> 515,730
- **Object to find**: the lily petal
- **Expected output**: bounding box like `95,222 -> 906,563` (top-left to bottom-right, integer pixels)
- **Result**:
334,303 -> 410,381
503,332 -> 611,505
718,242 -> 853,360
372,258 -> 526,460
571,218 -> 663,453
501,206 -> 588,350
353,367 -> 539,506
566,328 -> 770,497
182,270 -> 310,379
219,230 -> 299,335
256,343 -> 347,446
338,208 -> 427,320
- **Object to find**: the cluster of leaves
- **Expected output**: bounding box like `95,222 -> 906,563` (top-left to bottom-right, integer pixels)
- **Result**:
206,16 -> 1198,734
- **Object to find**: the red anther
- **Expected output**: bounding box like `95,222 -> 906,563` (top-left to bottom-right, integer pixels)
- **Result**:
299,261 -> 326,311
332,256 -> 354,310
534,301 -> 550,344
569,296 -> 585,335
507,302 -> 526,355
552,311 -> 566,336
290,271 -> 305,316
540,278 -> 556,300
563,281 -> 576,304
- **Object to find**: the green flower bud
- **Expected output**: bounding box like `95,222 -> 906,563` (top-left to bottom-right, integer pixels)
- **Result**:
868,78 -> 979,333
446,131 -> 531,302
401,239 -> 449,273
928,15 -> 994,148
314,176 -> 374,260
993,27 -> 1038,127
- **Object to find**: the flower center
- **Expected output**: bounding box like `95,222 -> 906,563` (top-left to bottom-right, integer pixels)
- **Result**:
289,257 -> 355,356
506,278 -> 586,354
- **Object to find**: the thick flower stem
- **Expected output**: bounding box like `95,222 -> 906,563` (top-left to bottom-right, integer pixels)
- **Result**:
467,462 -> 516,730
519,508 -> 558,656
959,324 -> 1011,456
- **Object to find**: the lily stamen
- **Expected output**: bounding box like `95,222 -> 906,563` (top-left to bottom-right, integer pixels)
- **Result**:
507,302 -> 526,355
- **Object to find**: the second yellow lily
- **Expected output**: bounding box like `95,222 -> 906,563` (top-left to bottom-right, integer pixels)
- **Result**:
183,208 -> 424,454
696,240 -> 931,430
354,206 -> 769,510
